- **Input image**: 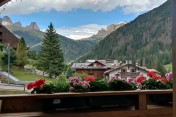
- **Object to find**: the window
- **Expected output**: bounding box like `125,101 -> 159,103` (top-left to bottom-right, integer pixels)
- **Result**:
131,69 -> 136,72
121,69 -> 126,72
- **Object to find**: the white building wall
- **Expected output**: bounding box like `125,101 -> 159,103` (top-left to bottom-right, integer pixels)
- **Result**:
108,65 -> 149,79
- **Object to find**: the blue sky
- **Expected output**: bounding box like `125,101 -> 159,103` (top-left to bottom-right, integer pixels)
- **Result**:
0,0 -> 167,39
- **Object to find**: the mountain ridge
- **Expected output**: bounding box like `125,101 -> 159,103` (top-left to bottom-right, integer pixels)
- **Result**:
80,22 -> 127,43
0,16 -> 40,31
79,0 -> 172,68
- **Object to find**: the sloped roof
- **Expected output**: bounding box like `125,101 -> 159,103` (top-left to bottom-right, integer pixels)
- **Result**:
72,59 -> 119,69
0,0 -> 10,6
71,63 -> 108,69
88,60 -> 106,66
104,63 -> 159,74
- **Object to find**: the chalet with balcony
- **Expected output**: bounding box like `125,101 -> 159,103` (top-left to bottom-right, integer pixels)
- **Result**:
104,63 -> 159,79
0,24 -> 19,49
71,60 -> 119,78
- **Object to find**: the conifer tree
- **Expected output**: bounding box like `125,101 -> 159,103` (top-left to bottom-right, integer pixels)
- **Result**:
16,37 -> 28,69
38,23 -> 64,78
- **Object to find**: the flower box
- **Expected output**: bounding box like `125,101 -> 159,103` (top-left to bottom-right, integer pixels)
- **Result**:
149,94 -> 172,105
89,95 -> 136,108
42,97 -> 89,112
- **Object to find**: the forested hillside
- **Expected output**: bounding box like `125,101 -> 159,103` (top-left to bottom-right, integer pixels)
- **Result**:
80,0 -> 171,68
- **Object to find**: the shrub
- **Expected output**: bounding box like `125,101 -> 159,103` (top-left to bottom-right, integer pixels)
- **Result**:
108,77 -> 137,91
89,78 -> 109,91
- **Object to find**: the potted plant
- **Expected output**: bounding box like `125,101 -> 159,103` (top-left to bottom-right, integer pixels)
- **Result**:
88,74 -> 137,108
137,71 -> 173,105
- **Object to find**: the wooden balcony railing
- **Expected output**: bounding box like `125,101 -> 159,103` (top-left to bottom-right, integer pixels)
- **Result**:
0,90 -> 173,117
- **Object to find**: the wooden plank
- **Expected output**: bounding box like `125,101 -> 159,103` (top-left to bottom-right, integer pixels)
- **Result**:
172,0 -> 176,117
138,94 -> 147,110
0,90 -> 173,100
0,0 -> 10,6
0,108 -> 172,117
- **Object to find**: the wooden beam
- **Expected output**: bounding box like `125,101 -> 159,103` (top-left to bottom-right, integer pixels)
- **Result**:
0,0 -> 10,7
172,0 -> 176,117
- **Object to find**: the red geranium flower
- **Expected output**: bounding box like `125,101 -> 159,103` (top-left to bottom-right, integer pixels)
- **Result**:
84,76 -> 96,82
34,79 -> 45,88
159,78 -> 168,83
27,82 -> 35,90
151,75 -> 161,80
147,71 -> 154,77
136,74 -> 146,83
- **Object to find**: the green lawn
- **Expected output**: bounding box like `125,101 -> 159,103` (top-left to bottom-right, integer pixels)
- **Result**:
11,67 -> 55,83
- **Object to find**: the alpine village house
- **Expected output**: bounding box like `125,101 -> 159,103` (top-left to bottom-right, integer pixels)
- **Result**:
0,23 -> 19,49
72,60 -> 159,79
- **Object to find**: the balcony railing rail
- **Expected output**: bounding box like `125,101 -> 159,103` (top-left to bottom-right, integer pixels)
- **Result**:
0,90 -> 173,117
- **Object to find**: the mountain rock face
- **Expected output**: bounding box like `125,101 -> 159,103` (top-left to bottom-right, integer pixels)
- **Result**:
2,16 -> 13,25
80,0 -> 172,68
26,22 -> 40,30
5,25 -> 96,63
81,22 -> 127,43
1,16 -> 40,30
14,22 -> 22,27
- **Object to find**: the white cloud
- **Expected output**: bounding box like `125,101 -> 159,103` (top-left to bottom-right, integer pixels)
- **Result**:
1,0 -> 167,15
56,24 -> 107,40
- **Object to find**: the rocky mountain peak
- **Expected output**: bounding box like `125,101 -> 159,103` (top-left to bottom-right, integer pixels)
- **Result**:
2,16 -> 13,25
26,22 -> 40,30
106,22 -> 127,33
97,28 -> 106,35
14,22 -> 22,27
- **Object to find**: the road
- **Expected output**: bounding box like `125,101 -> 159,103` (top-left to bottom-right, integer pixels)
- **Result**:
0,83 -> 26,91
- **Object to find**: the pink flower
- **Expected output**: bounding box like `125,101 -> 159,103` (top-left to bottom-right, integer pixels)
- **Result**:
127,77 -> 133,83
81,81 -> 90,89
165,72 -> 173,80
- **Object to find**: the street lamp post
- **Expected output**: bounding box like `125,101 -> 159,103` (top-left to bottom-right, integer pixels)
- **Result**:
3,43 -> 10,85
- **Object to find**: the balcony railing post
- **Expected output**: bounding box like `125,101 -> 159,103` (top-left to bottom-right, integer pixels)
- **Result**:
172,0 -> 176,117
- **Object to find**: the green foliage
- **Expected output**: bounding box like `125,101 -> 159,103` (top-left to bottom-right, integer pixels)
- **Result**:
79,0 -> 172,69
66,67 -> 74,78
31,83 -> 55,94
142,79 -> 172,89
73,73 -> 89,79
16,37 -> 28,68
0,43 -> 4,51
53,74 -> 69,92
38,23 -> 64,78
6,25 -> 96,63
27,50 -> 38,60
109,79 -> 137,91
155,59 -> 167,77
89,78 -> 109,91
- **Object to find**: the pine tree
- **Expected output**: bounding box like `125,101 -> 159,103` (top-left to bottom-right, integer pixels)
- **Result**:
38,23 -> 64,78
155,58 -> 167,77
16,37 -> 28,69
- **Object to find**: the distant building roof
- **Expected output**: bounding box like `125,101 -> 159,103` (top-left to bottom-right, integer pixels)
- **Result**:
72,59 -> 119,69
104,63 -> 159,74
